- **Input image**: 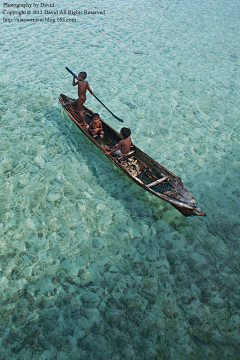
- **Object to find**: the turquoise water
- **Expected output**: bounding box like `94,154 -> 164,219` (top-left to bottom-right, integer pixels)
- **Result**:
0,0 -> 240,358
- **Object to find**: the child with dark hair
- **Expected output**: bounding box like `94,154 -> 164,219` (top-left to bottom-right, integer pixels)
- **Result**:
121,127 -> 131,139
72,71 -> 94,127
104,127 -> 134,155
88,113 -> 104,138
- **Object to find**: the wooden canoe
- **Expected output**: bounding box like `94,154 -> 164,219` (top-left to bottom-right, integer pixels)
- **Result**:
59,94 -> 206,217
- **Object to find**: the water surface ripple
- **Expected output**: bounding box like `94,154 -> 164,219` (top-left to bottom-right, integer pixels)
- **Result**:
0,0 -> 240,359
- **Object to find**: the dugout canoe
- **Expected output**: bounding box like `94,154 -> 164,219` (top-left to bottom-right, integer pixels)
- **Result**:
59,94 -> 206,217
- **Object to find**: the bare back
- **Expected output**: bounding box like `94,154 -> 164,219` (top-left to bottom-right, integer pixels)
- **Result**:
77,80 -> 90,99
119,136 -> 132,154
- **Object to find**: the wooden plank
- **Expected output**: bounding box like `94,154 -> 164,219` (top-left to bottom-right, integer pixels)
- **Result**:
146,176 -> 168,188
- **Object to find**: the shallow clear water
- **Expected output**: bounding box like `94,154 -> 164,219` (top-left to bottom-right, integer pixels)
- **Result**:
0,0 -> 240,359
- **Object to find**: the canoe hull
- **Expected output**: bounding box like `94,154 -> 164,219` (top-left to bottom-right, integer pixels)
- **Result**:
59,94 -> 206,217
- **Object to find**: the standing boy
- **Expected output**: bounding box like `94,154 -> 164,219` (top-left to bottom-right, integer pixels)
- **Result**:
73,71 -> 94,126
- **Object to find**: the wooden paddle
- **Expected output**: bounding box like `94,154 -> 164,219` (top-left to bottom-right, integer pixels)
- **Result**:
65,67 -> 124,123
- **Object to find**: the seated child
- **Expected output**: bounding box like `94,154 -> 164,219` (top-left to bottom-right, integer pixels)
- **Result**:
88,113 -> 104,138
104,127 -> 134,155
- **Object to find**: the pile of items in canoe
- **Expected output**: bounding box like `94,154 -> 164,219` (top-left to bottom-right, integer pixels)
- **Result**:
120,157 -> 141,177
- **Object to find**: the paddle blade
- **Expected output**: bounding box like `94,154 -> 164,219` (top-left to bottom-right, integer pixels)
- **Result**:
93,94 -> 124,123
114,116 -> 124,123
